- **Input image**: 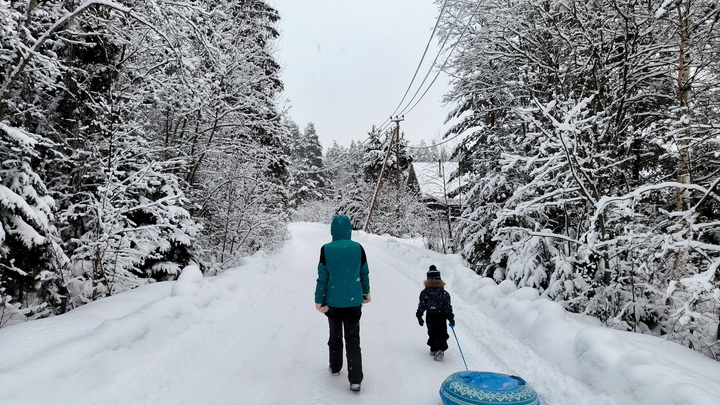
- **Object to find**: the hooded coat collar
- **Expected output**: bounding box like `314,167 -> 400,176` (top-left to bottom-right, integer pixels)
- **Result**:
424,279 -> 445,288
331,215 -> 353,241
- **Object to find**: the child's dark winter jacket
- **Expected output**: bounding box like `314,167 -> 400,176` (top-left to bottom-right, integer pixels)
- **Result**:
416,278 -> 454,353
416,279 -> 455,325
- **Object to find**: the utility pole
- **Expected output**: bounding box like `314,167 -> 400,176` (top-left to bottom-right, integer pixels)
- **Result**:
392,116 -> 404,227
392,116 -> 404,192
364,117 -> 402,233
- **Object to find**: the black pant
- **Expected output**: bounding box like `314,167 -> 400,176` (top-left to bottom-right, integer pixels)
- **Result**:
326,305 -> 363,384
426,312 -> 449,352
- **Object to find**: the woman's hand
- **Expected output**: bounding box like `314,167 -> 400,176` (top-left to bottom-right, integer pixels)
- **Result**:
316,303 -> 329,313
363,293 -> 371,304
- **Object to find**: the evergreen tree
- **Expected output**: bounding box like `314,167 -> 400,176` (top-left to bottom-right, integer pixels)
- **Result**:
42,1 -> 198,302
358,124 -> 414,236
325,141 -> 351,189
362,126 -> 387,183
0,0 -> 291,314
0,123 -> 67,326
439,0 -> 720,358
287,122 -> 331,207
327,140 -> 369,227
301,123 -> 331,198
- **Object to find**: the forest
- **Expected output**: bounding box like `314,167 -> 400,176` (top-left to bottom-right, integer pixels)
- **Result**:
1,0 -> 719,361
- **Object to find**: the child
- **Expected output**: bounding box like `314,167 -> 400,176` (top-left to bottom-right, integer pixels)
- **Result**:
416,265 -> 455,361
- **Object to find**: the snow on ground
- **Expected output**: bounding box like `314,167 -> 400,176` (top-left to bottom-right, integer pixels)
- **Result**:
1,222 -> 719,405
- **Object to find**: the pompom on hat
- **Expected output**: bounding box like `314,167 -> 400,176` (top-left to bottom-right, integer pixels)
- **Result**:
426,265 -> 441,280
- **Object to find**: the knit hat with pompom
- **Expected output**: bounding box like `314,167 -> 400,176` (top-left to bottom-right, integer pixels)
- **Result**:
426,265 -> 441,280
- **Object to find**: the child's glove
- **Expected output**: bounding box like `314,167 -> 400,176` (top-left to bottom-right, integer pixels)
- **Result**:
448,317 -> 455,327
417,315 -> 424,326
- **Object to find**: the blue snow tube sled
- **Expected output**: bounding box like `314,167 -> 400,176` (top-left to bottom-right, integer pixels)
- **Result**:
439,371 -> 540,405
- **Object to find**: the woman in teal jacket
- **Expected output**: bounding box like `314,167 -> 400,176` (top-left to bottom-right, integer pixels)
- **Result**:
314,215 -> 370,392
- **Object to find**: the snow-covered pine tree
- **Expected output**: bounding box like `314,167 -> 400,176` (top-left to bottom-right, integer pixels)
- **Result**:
0,123 -> 67,327
0,1 -> 73,319
438,0 -> 720,358
0,1 -> 177,310
326,140 -> 365,193
287,122 -> 332,207
438,0 -> 540,279
324,141 -> 352,191
301,123 -> 332,199
360,126 -> 392,182
319,140 -> 365,226
359,124 -> 417,236
361,125 -> 412,185
0,0 -> 297,312
31,1 -> 200,302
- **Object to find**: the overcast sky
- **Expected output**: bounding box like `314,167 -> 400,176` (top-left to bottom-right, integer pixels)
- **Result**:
267,0 -> 453,151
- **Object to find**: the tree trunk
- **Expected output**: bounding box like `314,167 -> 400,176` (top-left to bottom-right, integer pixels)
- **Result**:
665,1 -> 695,336
672,1 -> 693,277
675,2 -> 693,215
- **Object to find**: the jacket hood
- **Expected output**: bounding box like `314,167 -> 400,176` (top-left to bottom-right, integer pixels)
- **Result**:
331,215 -> 353,241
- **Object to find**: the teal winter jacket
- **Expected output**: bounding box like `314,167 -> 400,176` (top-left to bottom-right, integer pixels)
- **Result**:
314,215 -> 370,308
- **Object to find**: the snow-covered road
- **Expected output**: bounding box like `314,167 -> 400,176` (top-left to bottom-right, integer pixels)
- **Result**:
1,222 -> 719,405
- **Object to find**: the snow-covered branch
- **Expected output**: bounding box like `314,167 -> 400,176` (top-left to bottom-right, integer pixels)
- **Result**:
0,1 -> 132,118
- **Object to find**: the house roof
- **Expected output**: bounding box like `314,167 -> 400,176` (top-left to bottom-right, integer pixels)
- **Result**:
408,161 -> 464,205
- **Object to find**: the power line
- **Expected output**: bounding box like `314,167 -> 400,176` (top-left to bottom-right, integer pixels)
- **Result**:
304,0 -> 477,176
376,0 -> 474,136
398,1 -> 480,118
375,0 -> 450,132
393,1 -> 470,118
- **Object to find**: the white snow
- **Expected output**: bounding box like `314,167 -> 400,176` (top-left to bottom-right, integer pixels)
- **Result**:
1,222 -> 719,405
0,122 -> 37,147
